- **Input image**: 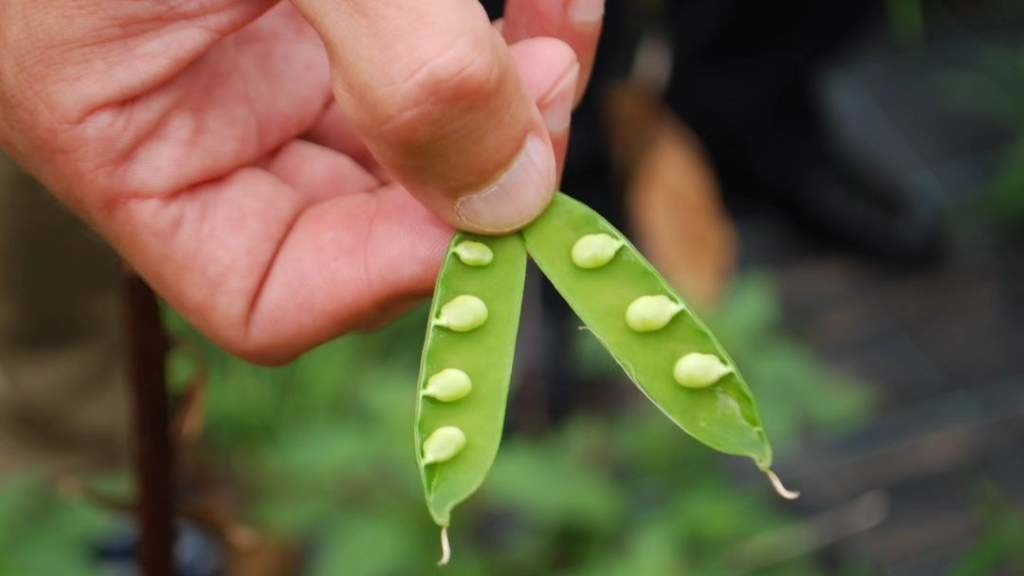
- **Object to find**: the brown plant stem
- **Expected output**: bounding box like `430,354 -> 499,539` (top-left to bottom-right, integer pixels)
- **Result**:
124,274 -> 175,576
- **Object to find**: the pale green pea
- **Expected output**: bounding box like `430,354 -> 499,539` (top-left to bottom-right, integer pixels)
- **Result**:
415,233 -> 527,563
453,241 -> 494,267
673,353 -> 733,389
571,233 -> 624,269
421,426 -> 467,466
522,193 -> 775,470
625,295 -> 685,333
434,295 -> 488,332
422,369 -> 473,402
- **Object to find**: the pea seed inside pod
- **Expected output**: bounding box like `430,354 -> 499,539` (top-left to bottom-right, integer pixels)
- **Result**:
453,241 -> 494,267
626,295 -> 685,333
674,353 -> 733,389
422,369 -> 473,402
435,295 -> 488,332
571,233 -> 624,269
422,426 -> 468,466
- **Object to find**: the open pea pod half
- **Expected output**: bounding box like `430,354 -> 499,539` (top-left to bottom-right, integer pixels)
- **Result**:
414,232 -> 527,564
522,193 -> 784,481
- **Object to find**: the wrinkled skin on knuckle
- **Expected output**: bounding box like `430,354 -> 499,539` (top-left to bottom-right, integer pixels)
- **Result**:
349,31 -> 534,196
372,34 -> 508,150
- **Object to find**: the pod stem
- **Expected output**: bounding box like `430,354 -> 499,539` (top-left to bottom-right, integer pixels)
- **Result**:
437,526 -> 451,567
765,469 -> 800,500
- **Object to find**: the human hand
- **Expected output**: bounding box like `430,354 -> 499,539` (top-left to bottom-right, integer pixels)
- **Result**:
0,0 -> 602,362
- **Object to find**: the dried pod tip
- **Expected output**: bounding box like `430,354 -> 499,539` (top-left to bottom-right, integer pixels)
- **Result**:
625,295 -> 686,333
434,295 -> 488,333
421,426 -> 468,466
437,526 -> 451,567
765,469 -> 800,500
571,233 -> 624,269
673,353 -> 733,389
453,241 -> 494,267
422,369 -> 473,402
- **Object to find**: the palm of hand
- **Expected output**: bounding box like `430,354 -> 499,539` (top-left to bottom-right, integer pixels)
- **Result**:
33,4 -> 451,362
2,0 -> 596,362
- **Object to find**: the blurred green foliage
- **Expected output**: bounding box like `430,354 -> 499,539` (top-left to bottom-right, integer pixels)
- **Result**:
952,481 -> 1024,576
0,477 -> 112,576
886,0 -> 925,46
170,274 -> 873,574
0,274 -> 874,575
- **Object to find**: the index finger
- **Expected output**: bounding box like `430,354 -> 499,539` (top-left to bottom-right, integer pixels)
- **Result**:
501,0 -> 604,103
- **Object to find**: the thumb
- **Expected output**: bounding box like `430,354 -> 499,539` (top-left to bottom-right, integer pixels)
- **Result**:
292,0 -> 577,234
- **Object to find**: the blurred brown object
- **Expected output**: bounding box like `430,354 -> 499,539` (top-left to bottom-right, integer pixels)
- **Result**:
0,152 -> 128,478
226,538 -> 302,576
606,85 -> 738,311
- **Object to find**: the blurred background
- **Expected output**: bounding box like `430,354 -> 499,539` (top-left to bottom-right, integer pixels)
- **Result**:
2,0 -> 1024,574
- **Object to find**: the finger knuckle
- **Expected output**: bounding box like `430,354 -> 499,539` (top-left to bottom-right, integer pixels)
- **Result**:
376,36 -> 505,145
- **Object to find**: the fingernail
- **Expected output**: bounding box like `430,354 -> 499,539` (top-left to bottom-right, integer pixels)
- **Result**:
569,0 -> 604,26
542,64 -> 579,135
455,134 -> 555,233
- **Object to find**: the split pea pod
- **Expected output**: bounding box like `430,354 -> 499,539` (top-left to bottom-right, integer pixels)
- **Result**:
522,193 -> 792,494
415,232 -> 527,565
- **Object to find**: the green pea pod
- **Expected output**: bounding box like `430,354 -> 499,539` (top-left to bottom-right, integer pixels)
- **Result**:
522,193 -> 784,481
415,232 -> 527,565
